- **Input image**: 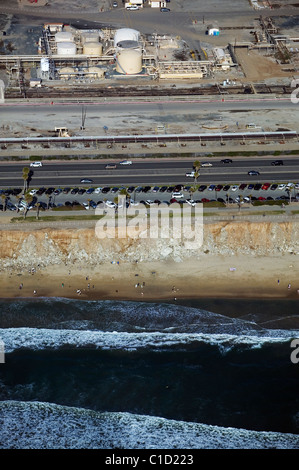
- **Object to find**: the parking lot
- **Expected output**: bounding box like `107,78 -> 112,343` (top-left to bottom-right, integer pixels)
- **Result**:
1,180 -> 299,213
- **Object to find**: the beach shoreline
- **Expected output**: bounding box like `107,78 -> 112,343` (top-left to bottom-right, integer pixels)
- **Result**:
1,254 -> 298,302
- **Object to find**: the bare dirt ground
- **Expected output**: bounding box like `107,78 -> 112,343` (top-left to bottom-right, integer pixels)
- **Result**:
235,49 -> 293,82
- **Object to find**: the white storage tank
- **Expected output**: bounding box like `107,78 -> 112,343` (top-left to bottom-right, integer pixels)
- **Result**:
83,42 -> 103,56
88,67 -> 105,79
40,57 -> 49,72
58,67 -> 74,79
114,28 -> 140,48
55,31 -> 74,43
116,48 -> 142,74
81,31 -> 100,44
56,42 -> 77,56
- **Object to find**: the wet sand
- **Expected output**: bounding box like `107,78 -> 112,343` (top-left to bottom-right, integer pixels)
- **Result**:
1,254 -> 299,302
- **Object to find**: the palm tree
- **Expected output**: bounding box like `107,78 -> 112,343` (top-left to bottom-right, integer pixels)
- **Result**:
22,167 -> 29,194
36,202 -> 41,220
1,194 -> 5,211
23,192 -> 33,219
193,160 -> 201,185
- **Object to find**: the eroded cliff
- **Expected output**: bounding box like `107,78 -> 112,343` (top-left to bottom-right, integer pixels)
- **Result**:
0,220 -> 298,271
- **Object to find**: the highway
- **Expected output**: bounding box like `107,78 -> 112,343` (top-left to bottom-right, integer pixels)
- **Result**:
0,158 -> 298,187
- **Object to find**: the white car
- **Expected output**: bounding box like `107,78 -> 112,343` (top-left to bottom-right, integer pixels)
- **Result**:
105,200 -> 117,209
201,162 -> 213,167
119,160 -> 132,165
295,183 -> 299,190
185,171 -> 195,177
231,185 -> 238,192
29,189 -> 37,196
82,202 -> 90,210
285,183 -> 294,189
172,192 -> 184,199
126,4 -> 139,9
186,199 -> 196,206
94,187 -> 103,194
30,161 -> 42,168
278,184 -> 286,190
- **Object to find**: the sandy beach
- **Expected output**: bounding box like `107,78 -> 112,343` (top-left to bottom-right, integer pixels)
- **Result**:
1,253 -> 299,302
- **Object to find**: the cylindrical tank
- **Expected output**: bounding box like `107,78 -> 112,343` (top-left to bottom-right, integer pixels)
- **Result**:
56,42 -> 77,56
40,57 -> 49,72
81,32 -> 99,44
58,67 -> 74,79
114,28 -> 140,48
55,31 -> 74,43
83,42 -> 103,56
115,48 -> 142,74
88,67 -> 105,79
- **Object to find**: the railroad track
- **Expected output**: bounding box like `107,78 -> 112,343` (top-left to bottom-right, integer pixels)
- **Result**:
4,84 -> 294,100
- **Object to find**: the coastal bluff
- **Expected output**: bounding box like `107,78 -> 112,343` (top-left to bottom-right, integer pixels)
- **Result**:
0,220 -> 298,271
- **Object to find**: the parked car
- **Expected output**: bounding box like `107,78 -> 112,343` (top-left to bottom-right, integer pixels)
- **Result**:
94,187 -> 102,194
239,184 -> 247,190
262,183 -> 270,190
198,185 -> 207,192
172,192 -> 184,198
223,185 -> 230,191
126,4 -> 139,10
270,184 -> 278,190
231,185 -> 238,192
215,185 -> 223,191
113,1 -> 118,6
278,184 -> 286,190
208,184 -> 216,191
160,7 -> 170,11
86,188 -> 95,194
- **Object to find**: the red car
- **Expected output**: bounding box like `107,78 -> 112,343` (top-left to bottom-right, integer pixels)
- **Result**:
262,183 -> 271,190
215,185 -> 223,191
201,198 -> 210,203
258,196 -> 266,200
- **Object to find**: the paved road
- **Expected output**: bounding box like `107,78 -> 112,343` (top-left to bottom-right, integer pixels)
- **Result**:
0,157 -> 298,187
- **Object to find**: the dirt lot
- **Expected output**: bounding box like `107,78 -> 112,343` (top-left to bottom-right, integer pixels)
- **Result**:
235,48 -> 294,82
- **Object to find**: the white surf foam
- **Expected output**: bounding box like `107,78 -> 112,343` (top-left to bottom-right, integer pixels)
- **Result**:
0,327 -> 295,355
0,401 -> 298,449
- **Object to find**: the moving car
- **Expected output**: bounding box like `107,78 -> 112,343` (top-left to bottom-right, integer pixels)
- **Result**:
271,160 -> 283,166
119,160 -> 132,165
185,171 -> 195,177
113,1 -> 118,6
220,159 -> 232,164
248,171 -> 260,176
80,178 -> 93,183
201,162 -> 213,167
30,161 -> 42,168
126,4 -> 139,10
160,7 -> 170,11
105,164 -> 117,169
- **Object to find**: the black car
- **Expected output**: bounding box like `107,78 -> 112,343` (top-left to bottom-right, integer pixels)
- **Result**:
271,160 -> 283,166
45,187 -> 55,195
221,159 -> 233,164
102,187 -> 111,194
223,185 -> 230,191
142,186 -> 151,193
254,183 -> 262,190
78,188 -> 86,195
159,186 -> 167,192
270,184 -> 278,190
71,188 -> 79,194
36,187 -> 45,196
63,187 -> 70,194
111,187 -> 119,193
127,186 -> 135,193
198,185 -> 207,192
12,188 -> 22,196
86,188 -> 95,194
135,186 -> 143,193
167,186 -> 175,193
65,201 -> 72,207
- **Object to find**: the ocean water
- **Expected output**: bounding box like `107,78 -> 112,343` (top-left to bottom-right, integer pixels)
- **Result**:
0,297 -> 299,449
